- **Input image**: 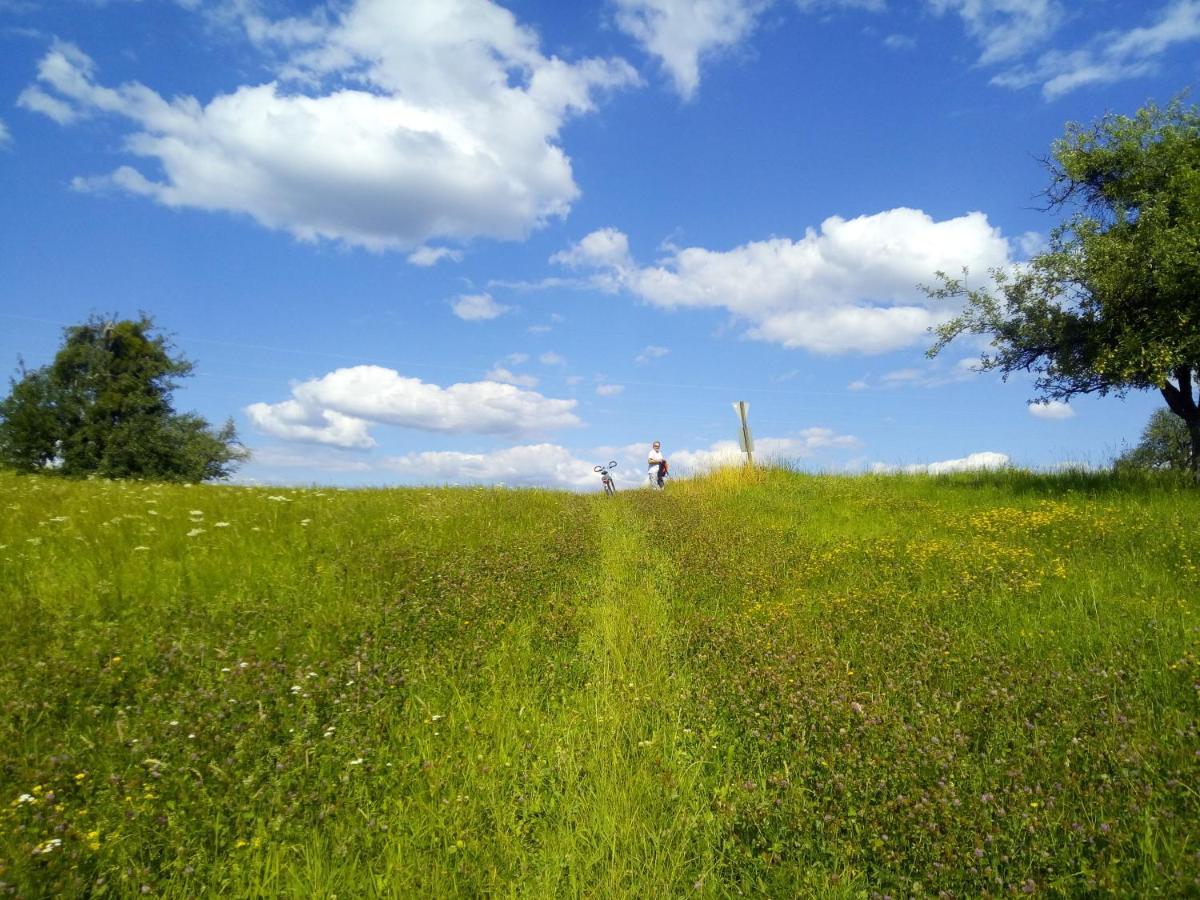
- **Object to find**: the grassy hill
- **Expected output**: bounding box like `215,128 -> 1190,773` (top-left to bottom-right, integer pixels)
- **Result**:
1,468 -> 1197,897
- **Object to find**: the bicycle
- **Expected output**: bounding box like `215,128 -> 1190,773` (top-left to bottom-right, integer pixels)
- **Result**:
594,460 -> 618,495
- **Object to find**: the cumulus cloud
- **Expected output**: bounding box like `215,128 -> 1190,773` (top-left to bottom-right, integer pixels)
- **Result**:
452,293 -> 509,321
1028,399 -> 1075,419
382,443 -> 600,489
987,0 -> 1200,98
246,365 -> 581,447
612,0 -> 769,99
539,351 -> 566,365
670,429 -> 861,472
873,451 -> 1011,474
596,383 -> 625,396
555,208 -> 1014,354
20,2 -> 638,250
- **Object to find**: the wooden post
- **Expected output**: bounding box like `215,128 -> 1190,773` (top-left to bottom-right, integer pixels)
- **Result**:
732,401 -> 754,467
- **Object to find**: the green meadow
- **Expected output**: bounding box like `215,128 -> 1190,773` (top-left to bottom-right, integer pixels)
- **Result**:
1,468 -> 1197,897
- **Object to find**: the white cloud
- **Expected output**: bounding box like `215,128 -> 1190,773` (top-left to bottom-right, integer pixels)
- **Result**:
612,0 -> 768,99
452,293 -> 510,321
596,383 -> 625,396
555,208 -> 1014,354
485,366 -> 539,388
20,3 -> 638,250
873,450 -> 1011,474
929,0 -> 1066,65
550,225 -> 633,269
407,245 -> 463,267
17,82 -> 80,124
246,365 -> 581,447
382,443 -> 600,489
635,345 -> 670,364
506,352 -> 531,365
539,351 -> 566,366
883,33 -> 917,50
1028,399 -> 1075,419
854,356 -> 981,389
670,429 -> 861,472
0,118 -> 10,147
989,0 -> 1200,98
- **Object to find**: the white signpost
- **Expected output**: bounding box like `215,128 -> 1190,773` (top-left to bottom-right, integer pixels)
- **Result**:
732,401 -> 754,467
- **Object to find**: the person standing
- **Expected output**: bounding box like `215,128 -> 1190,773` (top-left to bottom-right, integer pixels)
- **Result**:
647,441 -> 667,489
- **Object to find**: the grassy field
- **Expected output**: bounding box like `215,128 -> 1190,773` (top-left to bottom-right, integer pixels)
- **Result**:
1,467 -> 1198,897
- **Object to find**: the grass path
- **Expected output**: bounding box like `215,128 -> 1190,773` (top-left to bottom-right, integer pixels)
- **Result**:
523,496 -> 718,897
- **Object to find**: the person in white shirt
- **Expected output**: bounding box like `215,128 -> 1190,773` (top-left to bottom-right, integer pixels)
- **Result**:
647,441 -> 667,489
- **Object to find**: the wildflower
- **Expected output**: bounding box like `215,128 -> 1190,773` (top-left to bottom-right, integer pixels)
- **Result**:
14,793 -> 35,805
300,519 -> 311,526
189,510 -> 204,517
74,772 -> 86,782
133,546 -> 150,552
32,838 -> 62,855
349,758 -> 364,766
86,829 -> 101,851
186,528 -> 205,537
214,521 -> 230,528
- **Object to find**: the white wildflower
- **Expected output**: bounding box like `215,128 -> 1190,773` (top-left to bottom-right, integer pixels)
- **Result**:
32,838 -> 62,855
186,528 -> 205,537
15,793 -> 35,805
349,758 -> 364,766
133,546 -> 149,552
214,522 -> 230,528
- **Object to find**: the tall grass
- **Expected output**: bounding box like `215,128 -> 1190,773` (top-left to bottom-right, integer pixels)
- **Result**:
1,468 -> 1197,896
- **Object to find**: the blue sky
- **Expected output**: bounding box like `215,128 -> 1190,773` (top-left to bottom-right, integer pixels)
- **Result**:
2,0 -> 1198,488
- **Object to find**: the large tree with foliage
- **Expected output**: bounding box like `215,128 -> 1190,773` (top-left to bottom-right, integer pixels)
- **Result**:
926,98 -> 1200,474
1116,408 -> 1192,472
0,315 -> 248,481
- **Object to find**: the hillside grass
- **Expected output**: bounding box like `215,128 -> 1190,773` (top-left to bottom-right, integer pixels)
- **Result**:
0,467 -> 1197,897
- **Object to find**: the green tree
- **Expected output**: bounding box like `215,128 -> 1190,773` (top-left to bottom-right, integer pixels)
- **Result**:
0,315 -> 248,481
1116,408 -> 1192,471
926,98 -> 1200,474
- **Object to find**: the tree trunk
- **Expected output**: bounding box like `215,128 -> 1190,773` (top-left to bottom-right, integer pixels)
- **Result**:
1160,365 -> 1200,480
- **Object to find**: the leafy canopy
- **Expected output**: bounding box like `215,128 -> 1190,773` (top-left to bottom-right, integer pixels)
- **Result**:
0,315 -> 248,481
1116,408 -> 1192,472
926,98 -> 1200,470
